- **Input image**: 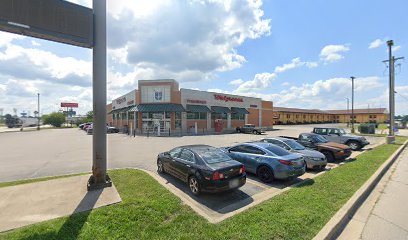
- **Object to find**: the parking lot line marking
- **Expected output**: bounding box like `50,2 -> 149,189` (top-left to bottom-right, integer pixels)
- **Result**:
246,179 -> 269,189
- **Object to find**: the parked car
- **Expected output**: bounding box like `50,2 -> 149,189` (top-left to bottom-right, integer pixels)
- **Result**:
258,137 -> 327,170
87,125 -> 120,135
281,133 -> 352,162
107,126 -> 119,133
312,127 -> 370,150
221,142 -> 305,183
82,123 -> 92,131
236,124 -> 265,134
157,145 -> 246,195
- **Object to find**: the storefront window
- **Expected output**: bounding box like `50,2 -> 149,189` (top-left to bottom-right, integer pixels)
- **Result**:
211,113 -> 227,120
231,113 -> 245,120
121,113 -> 127,119
175,112 -> 182,128
141,112 -> 170,119
129,112 -> 134,120
112,114 -> 116,120
187,112 -> 207,120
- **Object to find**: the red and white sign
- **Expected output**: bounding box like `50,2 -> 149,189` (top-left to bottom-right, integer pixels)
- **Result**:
214,94 -> 243,103
61,102 -> 78,108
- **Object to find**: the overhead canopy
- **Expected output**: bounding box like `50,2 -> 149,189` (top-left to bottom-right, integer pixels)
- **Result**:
186,104 -> 211,113
109,106 -> 134,114
231,107 -> 250,114
136,103 -> 186,112
211,106 -> 231,114
128,105 -> 138,112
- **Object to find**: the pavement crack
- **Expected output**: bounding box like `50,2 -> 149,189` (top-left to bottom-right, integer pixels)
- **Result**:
372,213 -> 408,233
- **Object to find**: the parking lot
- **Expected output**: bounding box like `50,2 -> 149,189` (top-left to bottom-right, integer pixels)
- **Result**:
0,123 -> 385,221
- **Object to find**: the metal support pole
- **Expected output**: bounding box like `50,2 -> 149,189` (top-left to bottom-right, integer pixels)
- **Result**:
37,93 -> 40,130
88,0 -> 111,191
351,76 -> 355,133
345,97 -> 349,127
386,40 -> 395,144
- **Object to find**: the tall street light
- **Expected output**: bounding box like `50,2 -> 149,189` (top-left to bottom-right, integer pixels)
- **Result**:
350,76 -> 355,133
345,97 -> 349,127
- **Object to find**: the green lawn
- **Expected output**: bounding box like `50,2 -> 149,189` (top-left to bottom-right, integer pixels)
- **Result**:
1,137 -> 407,240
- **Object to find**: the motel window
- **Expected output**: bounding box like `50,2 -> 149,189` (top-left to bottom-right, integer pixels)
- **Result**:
212,113 -> 227,120
231,113 -> 245,120
187,112 -> 207,120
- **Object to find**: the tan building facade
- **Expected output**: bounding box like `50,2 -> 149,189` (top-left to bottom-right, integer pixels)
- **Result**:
274,107 -> 388,125
107,79 -> 274,134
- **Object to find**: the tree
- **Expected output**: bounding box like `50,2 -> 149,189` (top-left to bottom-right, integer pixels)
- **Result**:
77,111 -> 93,124
42,112 -> 66,127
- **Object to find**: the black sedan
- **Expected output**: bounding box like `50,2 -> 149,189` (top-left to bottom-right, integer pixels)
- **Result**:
157,145 -> 246,195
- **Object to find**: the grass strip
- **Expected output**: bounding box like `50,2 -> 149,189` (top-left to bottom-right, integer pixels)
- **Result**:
1,137 -> 406,240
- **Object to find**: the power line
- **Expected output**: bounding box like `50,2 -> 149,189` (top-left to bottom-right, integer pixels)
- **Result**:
395,91 -> 408,102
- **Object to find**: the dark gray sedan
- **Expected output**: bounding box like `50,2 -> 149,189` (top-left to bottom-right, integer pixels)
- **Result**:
157,145 -> 246,195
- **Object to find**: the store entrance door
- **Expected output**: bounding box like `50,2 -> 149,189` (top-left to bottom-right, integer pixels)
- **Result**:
142,112 -> 171,134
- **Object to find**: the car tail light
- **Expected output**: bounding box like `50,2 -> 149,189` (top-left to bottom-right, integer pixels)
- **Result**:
212,171 -> 225,180
239,165 -> 245,174
278,159 -> 293,165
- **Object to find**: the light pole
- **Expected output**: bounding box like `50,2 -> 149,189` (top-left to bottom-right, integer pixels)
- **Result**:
350,76 -> 355,133
37,93 -> 40,130
345,97 -> 349,127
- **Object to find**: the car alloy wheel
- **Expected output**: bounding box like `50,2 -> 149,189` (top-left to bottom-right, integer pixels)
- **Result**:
257,166 -> 274,183
189,176 -> 200,195
348,141 -> 360,150
157,160 -> 164,173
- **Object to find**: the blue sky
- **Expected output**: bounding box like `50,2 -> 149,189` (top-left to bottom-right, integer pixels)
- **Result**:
0,0 -> 407,116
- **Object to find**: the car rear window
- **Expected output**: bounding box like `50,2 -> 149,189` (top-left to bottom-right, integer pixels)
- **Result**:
195,148 -> 232,164
264,145 -> 291,156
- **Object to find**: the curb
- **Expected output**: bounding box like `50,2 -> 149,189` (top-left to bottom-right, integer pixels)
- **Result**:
313,140 -> 408,240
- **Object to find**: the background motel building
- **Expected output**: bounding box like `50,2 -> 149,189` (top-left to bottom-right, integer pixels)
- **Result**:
107,79 -> 274,134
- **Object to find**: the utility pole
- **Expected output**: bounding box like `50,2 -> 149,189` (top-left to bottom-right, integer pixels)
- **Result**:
350,76 -> 355,133
383,40 -> 404,144
345,98 -> 349,127
37,93 -> 40,130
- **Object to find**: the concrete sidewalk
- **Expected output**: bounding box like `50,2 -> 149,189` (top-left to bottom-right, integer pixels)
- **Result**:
0,174 -> 121,232
339,146 -> 408,240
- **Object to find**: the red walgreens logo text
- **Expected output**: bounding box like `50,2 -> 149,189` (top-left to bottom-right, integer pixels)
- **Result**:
214,94 -> 243,102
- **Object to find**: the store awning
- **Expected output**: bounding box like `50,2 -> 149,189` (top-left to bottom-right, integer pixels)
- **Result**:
186,104 -> 211,113
211,106 -> 231,114
128,105 -> 138,112
109,106 -> 135,114
231,107 -> 250,114
136,103 -> 186,112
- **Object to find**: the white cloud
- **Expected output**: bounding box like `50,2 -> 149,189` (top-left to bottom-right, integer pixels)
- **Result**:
393,45 -> 401,52
320,44 -> 350,63
281,82 -> 290,86
229,79 -> 244,86
368,39 -> 385,49
234,57 -> 318,93
31,40 -> 41,47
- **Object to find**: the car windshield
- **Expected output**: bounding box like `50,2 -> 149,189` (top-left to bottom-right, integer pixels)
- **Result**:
264,145 -> 291,156
195,148 -> 232,164
284,140 -> 305,150
311,135 -> 329,143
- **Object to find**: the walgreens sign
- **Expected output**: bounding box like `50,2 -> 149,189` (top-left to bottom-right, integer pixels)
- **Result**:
214,94 -> 243,103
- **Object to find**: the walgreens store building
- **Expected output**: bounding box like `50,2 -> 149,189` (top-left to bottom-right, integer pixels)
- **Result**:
107,79 -> 274,134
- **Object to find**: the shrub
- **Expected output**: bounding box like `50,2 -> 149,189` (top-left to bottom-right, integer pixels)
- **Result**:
42,112 -> 66,127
